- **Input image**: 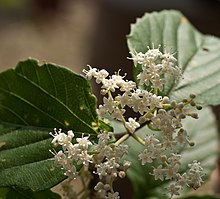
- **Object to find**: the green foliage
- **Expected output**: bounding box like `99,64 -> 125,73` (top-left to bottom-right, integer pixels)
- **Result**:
125,10 -> 220,198
0,126 -> 66,191
0,59 -> 99,191
0,58 -> 98,134
127,10 -> 220,105
0,187 -> 61,199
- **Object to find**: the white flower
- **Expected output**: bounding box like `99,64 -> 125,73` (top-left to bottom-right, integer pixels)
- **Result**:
162,52 -> 177,62
137,70 -> 150,86
50,129 -> 74,147
103,96 -> 117,113
144,135 -> 160,148
120,80 -> 136,92
150,94 -> 162,110
76,136 -> 92,149
111,108 -> 126,121
112,72 -> 125,87
168,183 -> 180,198
138,149 -> 154,164
130,90 -> 142,112
128,51 -> 145,65
105,192 -> 120,199
176,173 -> 188,187
77,150 -> 92,166
102,78 -> 118,92
152,165 -> 164,181
144,47 -> 162,62
82,65 -> 98,80
167,153 -> 181,166
164,164 -> 179,180
115,92 -> 130,108
54,151 -> 78,178
95,69 -> 109,84
97,104 -> 108,118
125,117 -> 140,133
187,160 -> 204,189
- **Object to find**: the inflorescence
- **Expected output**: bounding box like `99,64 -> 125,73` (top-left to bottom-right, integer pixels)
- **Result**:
50,45 -> 203,199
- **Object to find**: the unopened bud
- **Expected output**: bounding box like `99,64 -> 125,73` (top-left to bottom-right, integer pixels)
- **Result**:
119,171 -> 126,178
190,113 -> 198,119
100,89 -> 107,95
104,184 -> 111,191
189,94 -> 196,99
162,96 -> 170,103
190,101 -> 196,106
179,113 -> 186,119
182,99 -> 188,103
178,102 -> 184,109
196,105 -> 202,110
188,141 -> 195,147
171,101 -> 177,108
160,155 -> 167,162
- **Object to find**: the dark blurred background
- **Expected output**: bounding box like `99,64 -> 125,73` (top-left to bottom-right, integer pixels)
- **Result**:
0,0 -> 219,197
0,0 -> 219,73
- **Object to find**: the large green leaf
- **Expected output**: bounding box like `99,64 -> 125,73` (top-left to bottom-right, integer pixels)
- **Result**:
0,59 -> 98,191
127,10 -> 220,105
0,126 -> 66,191
0,58 -> 98,134
112,107 -> 218,198
0,187 -> 61,199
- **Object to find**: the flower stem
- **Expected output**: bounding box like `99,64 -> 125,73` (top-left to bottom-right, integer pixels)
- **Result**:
115,133 -> 130,145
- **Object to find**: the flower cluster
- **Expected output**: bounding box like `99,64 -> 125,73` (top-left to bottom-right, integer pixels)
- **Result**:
139,134 -> 204,198
128,45 -> 182,91
93,131 -> 130,198
51,45 -> 204,198
50,129 -> 130,198
49,128 -> 93,179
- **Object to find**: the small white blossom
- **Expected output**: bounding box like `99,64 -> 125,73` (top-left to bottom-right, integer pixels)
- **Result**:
138,149 -> 154,164
102,78 -> 118,92
128,51 -> 145,65
105,192 -> 120,199
95,69 -> 109,84
82,65 -> 98,80
102,96 -> 117,113
76,136 -> 92,149
120,80 -> 136,92
152,165 -> 164,181
168,183 -> 181,198
187,160 -> 204,189
164,165 -> 179,180
53,150 -> 78,178
50,129 -> 74,147
125,118 -> 140,133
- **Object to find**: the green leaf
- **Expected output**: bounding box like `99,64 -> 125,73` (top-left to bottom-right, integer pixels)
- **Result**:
119,107 -> 218,199
0,126 -> 66,191
0,59 -> 98,191
0,187 -> 61,199
0,58 -> 98,134
127,10 -> 220,105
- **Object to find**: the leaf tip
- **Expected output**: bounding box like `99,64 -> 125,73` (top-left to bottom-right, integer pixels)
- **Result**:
181,17 -> 188,23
